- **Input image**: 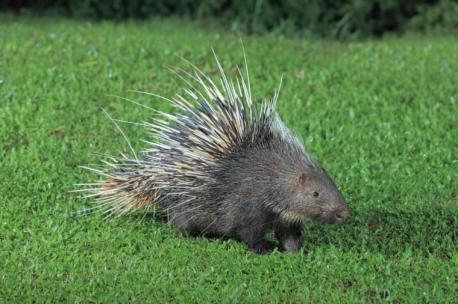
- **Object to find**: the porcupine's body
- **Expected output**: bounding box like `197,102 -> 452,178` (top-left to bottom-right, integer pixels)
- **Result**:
81,53 -> 349,254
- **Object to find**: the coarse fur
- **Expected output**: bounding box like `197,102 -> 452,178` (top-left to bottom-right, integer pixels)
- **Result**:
75,50 -> 350,254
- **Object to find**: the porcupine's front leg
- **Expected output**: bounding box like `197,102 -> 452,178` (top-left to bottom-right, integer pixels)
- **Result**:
274,221 -> 303,253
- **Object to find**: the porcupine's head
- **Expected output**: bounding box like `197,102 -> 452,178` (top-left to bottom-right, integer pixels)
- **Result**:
287,166 -> 349,225
268,115 -> 350,226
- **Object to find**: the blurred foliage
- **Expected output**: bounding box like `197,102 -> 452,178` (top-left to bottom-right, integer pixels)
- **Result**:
1,0 -> 457,39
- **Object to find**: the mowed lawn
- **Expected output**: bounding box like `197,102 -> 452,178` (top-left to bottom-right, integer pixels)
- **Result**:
0,15 -> 457,303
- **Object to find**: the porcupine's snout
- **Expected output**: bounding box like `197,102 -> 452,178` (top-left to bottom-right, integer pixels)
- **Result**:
320,191 -> 350,225
334,203 -> 350,223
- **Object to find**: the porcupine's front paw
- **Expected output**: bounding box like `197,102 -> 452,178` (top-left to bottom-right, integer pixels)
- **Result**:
279,236 -> 302,253
274,222 -> 303,254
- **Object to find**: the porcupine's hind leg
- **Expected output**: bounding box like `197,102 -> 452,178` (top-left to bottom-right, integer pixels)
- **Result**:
168,207 -> 198,236
168,204 -> 217,237
239,228 -> 274,254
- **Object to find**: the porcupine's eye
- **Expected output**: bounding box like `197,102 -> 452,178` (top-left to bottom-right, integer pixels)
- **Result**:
312,191 -> 319,197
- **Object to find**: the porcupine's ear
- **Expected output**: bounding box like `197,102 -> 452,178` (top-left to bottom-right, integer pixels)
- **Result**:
294,172 -> 309,187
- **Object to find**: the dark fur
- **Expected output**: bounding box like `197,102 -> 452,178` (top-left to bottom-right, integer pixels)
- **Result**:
164,135 -> 349,254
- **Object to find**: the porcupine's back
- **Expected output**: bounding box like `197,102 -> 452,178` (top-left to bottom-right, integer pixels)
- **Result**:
78,52 -> 314,234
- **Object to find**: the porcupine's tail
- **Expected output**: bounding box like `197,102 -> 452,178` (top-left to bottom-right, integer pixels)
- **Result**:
74,154 -> 162,217
72,103 -> 164,217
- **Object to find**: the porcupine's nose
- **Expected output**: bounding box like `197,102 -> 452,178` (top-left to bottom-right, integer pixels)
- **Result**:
335,204 -> 350,222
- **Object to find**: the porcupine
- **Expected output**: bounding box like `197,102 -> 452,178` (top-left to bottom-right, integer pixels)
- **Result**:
78,51 -> 350,254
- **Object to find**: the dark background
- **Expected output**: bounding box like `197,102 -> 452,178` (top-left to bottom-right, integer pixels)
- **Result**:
1,0 -> 457,39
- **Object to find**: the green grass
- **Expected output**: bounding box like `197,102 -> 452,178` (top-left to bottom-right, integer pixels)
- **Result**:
1,15 -> 457,303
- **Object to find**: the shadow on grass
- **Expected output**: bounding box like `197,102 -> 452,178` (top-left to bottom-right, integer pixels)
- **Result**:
132,203 -> 457,258
302,204 -> 458,258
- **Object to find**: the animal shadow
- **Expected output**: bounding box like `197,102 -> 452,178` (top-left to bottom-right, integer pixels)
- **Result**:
301,204 -> 457,258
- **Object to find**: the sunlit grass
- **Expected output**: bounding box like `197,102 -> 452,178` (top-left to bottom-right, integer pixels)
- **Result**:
0,15 -> 457,303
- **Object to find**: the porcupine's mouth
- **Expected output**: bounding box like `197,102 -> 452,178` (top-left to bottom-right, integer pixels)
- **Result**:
312,213 -> 347,225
